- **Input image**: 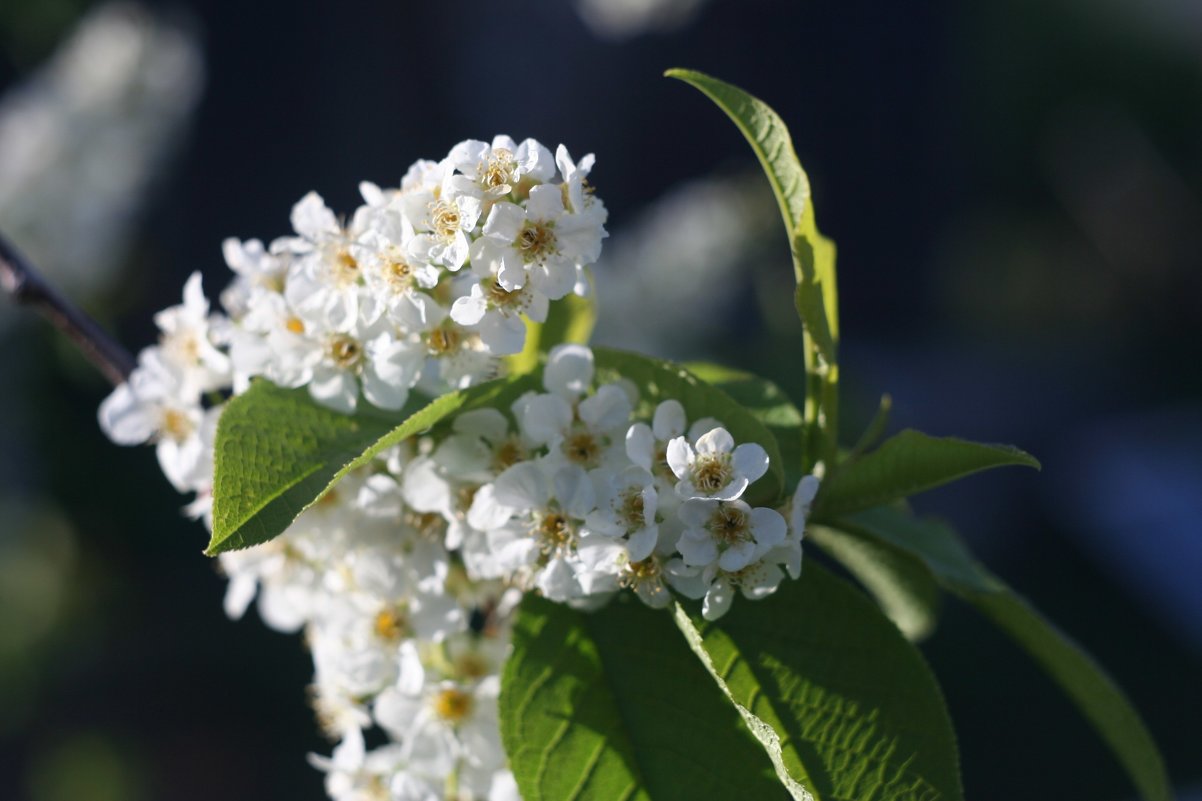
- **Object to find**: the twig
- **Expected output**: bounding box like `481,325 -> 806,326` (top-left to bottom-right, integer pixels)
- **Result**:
0,228 -> 135,386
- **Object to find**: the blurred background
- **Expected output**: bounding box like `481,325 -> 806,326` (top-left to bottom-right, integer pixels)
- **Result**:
1,1 -> 1199,799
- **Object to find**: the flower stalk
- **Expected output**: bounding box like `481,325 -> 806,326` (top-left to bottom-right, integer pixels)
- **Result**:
0,228 -> 134,386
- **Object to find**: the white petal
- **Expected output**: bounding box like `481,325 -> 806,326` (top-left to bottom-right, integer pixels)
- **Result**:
625,423 -> 655,471
290,191 -> 339,240
578,384 -> 632,433
452,407 -> 509,442
526,184 -> 565,222
479,312 -> 526,355
677,529 -> 718,567
450,288 -> 488,326
652,400 -> 687,440
719,541 -> 756,572
732,442 -> 770,483
466,484 -> 515,531
97,383 -> 156,445
790,475 -> 821,533
492,462 -> 548,509
554,465 -> 595,517
308,369 -> 358,413
543,344 -> 594,397
536,557 -> 579,602
702,577 -> 735,620
665,436 -> 694,479
695,427 -> 734,455
518,394 -> 572,445
482,202 -> 525,242
677,498 -> 717,527
751,507 -> 787,549
626,525 -> 658,562
517,139 -> 557,182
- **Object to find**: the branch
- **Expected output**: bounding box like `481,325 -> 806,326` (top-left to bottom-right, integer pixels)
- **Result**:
0,229 -> 135,386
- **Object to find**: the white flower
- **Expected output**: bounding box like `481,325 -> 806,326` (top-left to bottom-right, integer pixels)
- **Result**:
374,646 -> 504,779
767,475 -> 820,580
625,400 -> 719,472
354,209 -> 441,326
666,426 -> 768,501
584,466 -> 659,561
675,499 -> 786,572
154,271 -> 231,390
309,728 -> 440,801
446,135 -> 556,199
98,348 -> 210,491
280,191 -> 378,333
465,461 -> 596,601
513,345 -> 632,471
700,559 -> 786,621
220,237 -> 288,318
468,185 -> 582,300
404,176 -> 483,271
449,278 -> 548,356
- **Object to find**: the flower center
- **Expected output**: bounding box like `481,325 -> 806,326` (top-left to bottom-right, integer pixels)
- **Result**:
479,148 -> 516,191
487,279 -> 525,310
427,325 -> 461,356
492,436 -> 526,471
517,221 -> 557,263
562,430 -> 602,467
373,608 -> 409,641
431,201 -> 461,241
165,331 -> 201,363
535,512 -> 574,553
453,651 -> 491,681
382,253 -> 412,290
327,335 -> 362,368
692,454 -> 733,494
161,408 -> 194,442
284,316 -> 306,334
619,556 -> 667,602
405,510 -> 446,542
618,488 -> 645,528
709,503 -> 750,545
432,687 -> 474,723
332,248 -> 359,284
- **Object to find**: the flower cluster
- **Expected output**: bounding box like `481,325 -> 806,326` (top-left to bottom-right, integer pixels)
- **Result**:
95,138 -> 817,801
223,136 -> 607,414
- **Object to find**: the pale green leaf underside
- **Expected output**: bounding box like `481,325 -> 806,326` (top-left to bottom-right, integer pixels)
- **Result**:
838,508 -> 1171,801
815,429 -> 1040,520
208,375 -> 537,555
500,595 -> 786,801
675,563 -> 964,801
593,348 -> 785,506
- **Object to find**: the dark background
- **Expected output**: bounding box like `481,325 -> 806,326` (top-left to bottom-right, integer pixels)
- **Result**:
1,1 -> 1200,799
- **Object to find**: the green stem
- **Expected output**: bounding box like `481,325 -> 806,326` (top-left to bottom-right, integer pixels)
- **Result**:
802,334 -> 838,477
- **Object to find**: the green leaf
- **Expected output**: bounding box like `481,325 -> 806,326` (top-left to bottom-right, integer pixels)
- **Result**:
500,594 -> 786,801
838,507 -> 1172,801
508,291 -> 597,376
815,429 -> 1040,520
665,68 -> 838,470
207,375 -> 537,555
593,348 -> 786,505
673,562 -> 964,801
847,393 -> 892,461
808,524 -> 941,641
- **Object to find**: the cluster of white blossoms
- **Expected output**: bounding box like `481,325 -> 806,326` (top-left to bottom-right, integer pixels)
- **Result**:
95,138 -> 818,801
